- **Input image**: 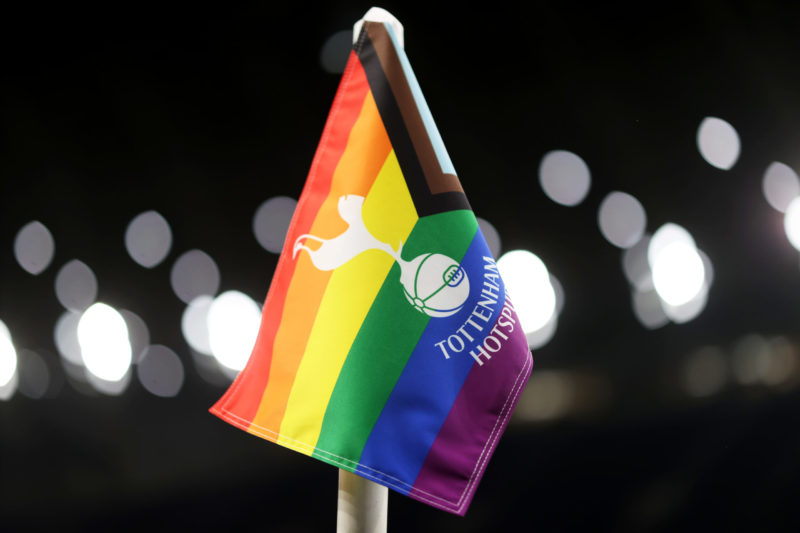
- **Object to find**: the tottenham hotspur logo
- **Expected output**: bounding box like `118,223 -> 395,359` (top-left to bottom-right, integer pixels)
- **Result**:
294,195 -> 469,317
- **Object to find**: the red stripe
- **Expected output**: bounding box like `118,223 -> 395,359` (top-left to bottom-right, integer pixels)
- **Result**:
210,51 -> 370,422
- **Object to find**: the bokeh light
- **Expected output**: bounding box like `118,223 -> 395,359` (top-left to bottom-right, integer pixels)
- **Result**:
631,288 -> 669,329
16,349 -> 51,399
763,337 -> 799,387
477,217 -> 502,258
320,30 -> 352,74
0,369 -> 17,400
54,311 -> 83,365
120,309 -> 150,364
682,346 -> 727,397
181,295 -> 214,355
782,196 -> 800,251
728,334 -> 799,387
0,319 -> 18,389
597,191 -> 647,248
170,249 -> 221,304
190,347 -> 232,386
622,235 -> 653,291
253,196 -> 297,254
763,161 -> 800,213
14,220 -> 55,275
526,313 -> 558,350
55,260 -> 98,312
207,291 -> 261,371
731,334 -> 770,385
550,274 -> 565,315
648,224 -> 705,307
696,116 -> 740,170
125,210 -> 172,268
513,370 -> 573,422
87,370 -> 130,396
631,288 -> 669,330
77,303 -> 132,382
662,283 -> 709,324
651,241 -> 705,306
136,345 -> 185,398
497,250 -> 557,338
538,150 -> 591,206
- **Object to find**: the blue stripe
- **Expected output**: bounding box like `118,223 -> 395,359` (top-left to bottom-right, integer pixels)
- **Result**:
355,231 -> 505,491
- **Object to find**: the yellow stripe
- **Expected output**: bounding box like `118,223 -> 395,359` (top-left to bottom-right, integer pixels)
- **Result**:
277,150 -> 418,449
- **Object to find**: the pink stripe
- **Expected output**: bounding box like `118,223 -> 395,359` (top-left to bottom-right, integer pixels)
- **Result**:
408,308 -> 533,515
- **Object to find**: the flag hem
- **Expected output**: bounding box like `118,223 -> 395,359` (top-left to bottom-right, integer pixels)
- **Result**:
210,349 -> 532,515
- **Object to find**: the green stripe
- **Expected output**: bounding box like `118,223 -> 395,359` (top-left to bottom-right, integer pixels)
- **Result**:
313,210 -> 477,462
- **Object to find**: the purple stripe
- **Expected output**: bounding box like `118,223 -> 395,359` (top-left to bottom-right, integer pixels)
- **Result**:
409,301 -> 533,515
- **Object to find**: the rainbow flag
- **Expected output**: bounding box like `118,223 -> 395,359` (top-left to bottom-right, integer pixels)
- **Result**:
210,20 -> 533,515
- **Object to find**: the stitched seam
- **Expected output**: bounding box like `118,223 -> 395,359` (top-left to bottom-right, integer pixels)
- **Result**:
216,351 -> 531,510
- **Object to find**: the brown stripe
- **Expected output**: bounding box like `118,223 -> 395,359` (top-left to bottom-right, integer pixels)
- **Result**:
365,22 -> 463,196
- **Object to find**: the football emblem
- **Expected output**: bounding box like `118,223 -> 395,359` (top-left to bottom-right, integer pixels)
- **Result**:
398,253 -> 470,318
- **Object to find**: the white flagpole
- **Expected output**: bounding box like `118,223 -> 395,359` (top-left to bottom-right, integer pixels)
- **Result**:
335,8 -> 403,533
337,469 -> 388,533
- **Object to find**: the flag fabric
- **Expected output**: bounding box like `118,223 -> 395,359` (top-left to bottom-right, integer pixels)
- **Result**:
210,20 -> 533,515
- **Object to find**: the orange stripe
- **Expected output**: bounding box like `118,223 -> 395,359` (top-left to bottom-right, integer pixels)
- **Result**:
248,78 -> 393,438
210,51 -> 369,424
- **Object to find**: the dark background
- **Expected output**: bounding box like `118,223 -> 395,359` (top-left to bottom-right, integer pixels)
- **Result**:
3,2 -> 800,531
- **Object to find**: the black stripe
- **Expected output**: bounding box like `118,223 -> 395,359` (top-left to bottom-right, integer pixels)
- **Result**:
355,29 -> 471,217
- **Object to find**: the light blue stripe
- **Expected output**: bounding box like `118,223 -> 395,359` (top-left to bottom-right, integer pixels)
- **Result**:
384,23 -> 457,177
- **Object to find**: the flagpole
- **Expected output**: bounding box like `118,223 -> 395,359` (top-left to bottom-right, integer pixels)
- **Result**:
333,8 -> 402,533
337,469 -> 388,533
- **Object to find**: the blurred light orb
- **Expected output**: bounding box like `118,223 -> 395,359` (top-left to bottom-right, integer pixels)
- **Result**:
55,259 -> 98,312
597,191 -> 647,248
77,303 -> 132,382
696,116 -> 740,170
170,249 -> 221,304
783,196 -> 800,251
683,346 -> 727,397
87,370 -> 130,396
190,346 -> 233,387
0,370 -> 17,400
54,311 -> 84,365
651,241 -> 705,306
732,334 -> 770,385
698,249 -> 715,288
514,370 -> 573,422
764,337 -> 798,386
208,291 -> 261,371
136,345 -> 185,398
16,349 -> 51,399
526,314 -> 558,350
632,288 -> 669,330
538,150 -> 591,206
763,162 -> 800,213
497,250 -> 557,334
0,320 -> 18,388
622,235 -> 653,291
320,29 -> 352,74
125,210 -> 172,268
477,217 -> 502,258
14,221 -> 55,275
550,274 -> 565,315
182,295 -> 214,355
647,223 -> 694,266
662,282 -> 709,323
253,196 -> 297,254
120,310 -> 150,364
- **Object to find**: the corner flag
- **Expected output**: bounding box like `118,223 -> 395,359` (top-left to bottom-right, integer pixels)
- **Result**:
211,18 -> 533,515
